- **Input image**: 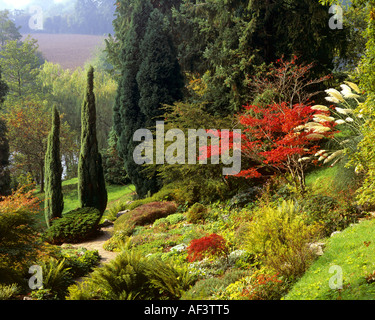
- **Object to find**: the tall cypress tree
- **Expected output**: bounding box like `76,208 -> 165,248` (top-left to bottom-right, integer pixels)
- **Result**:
0,66 -> 9,197
44,106 -> 64,226
78,66 -> 108,215
113,1 -> 184,198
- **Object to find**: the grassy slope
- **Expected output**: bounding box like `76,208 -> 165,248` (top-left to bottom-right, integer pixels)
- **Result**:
284,219 -> 375,300
61,178 -> 135,214
285,165 -> 375,300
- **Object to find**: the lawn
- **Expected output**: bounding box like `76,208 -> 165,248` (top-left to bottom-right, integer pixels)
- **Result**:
284,218 -> 375,300
35,178 -> 135,230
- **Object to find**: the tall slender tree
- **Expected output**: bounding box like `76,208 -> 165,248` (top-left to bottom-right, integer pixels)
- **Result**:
78,66 -> 108,215
44,106 -> 64,226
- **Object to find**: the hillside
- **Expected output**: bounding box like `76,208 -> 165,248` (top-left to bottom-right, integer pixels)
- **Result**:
22,33 -> 105,70
284,218 -> 375,300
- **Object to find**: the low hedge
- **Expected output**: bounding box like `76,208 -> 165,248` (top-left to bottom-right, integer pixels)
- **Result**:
44,207 -> 102,245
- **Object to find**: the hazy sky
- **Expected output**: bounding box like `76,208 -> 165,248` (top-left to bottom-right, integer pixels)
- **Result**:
0,0 -> 71,10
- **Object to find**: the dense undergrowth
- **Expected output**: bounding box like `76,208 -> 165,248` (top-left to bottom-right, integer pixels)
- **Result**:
0,163 -> 373,300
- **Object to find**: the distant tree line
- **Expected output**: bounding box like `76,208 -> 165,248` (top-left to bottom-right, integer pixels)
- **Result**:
10,0 -> 115,35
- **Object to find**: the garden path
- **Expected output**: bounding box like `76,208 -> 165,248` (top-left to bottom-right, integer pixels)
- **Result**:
69,225 -> 119,265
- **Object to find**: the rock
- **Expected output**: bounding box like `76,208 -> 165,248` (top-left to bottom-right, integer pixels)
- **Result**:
170,244 -> 187,252
309,242 -> 325,256
331,231 -> 341,237
116,209 -> 130,218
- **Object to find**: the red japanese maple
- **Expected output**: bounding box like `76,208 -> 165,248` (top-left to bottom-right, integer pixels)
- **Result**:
187,233 -> 229,263
237,101 -> 335,193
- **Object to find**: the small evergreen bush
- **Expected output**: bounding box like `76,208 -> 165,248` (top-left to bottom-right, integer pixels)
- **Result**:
44,207 -> 102,245
186,203 -> 207,223
60,247 -> 100,278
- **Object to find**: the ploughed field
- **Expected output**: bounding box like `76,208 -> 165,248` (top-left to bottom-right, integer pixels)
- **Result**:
22,33 -> 106,70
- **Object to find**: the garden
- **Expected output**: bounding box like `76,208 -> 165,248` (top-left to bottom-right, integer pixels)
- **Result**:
2,0 -> 375,302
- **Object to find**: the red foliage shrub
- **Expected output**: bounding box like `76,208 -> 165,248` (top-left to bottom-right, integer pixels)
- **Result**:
241,271 -> 284,300
187,233 -> 229,262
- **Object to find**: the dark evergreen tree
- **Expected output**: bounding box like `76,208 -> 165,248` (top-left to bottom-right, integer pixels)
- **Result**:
137,8 -> 184,127
44,106 -> 64,226
102,128 -> 130,185
113,0 -> 155,198
175,0 -> 348,115
0,66 -> 9,197
113,1 -> 184,198
78,66 -> 108,215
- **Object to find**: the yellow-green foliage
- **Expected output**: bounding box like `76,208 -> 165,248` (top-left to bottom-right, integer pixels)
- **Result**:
0,284 -> 20,300
243,200 -> 322,278
213,267 -> 284,300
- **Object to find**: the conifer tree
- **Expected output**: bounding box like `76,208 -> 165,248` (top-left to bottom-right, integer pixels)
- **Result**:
113,1 -> 183,198
44,106 -> 64,226
137,8 -> 184,127
78,66 -> 108,214
113,0 -> 156,198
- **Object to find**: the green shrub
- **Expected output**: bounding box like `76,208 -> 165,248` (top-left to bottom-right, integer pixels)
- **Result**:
60,247 -> 100,278
301,193 -> 363,237
0,207 -> 39,286
43,207 -> 102,245
166,213 -> 186,225
125,187 -> 177,211
244,200 -> 322,279
181,269 -> 249,300
172,179 -> 231,205
213,267 -> 286,300
103,231 -> 131,252
153,214 -> 186,228
29,288 -> 58,300
186,203 -> 207,224
114,201 -> 177,235
105,201 -> 127,221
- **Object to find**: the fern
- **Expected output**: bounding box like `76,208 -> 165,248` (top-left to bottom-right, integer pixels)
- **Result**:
67,250 -> 197,300
40,257 -> 74,299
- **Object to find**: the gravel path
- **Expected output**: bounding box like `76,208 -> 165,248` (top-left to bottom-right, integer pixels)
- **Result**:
69,226 -> 119,265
